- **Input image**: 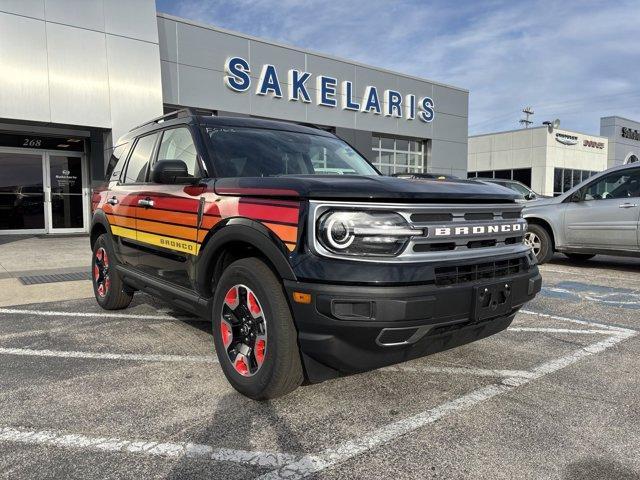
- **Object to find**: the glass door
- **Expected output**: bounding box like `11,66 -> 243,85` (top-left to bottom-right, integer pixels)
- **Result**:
0,151 -> 47,233
46,154 -> 88,233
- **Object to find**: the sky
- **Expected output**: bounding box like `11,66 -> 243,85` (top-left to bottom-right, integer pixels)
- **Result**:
155,0 -> 640,136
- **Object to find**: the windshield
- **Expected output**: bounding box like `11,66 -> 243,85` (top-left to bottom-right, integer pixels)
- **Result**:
503,182 -> 532,196
207,127 -> 379,177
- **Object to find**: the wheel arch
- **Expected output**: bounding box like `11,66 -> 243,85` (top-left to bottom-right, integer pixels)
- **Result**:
525,216 -> 556,250
196,218 -> 297,298
90,211 -> 113,249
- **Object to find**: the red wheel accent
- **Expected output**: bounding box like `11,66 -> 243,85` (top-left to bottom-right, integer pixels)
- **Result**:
97,284 -> 104,296
248,292 -> 261,316
104,277 -> 111,294
93,265 -> 99,281
221,320 -> 233,348
102,250 -> 109,267
224,286 -> 239,309
255,338 -> 266,365
234,355 -> 249,376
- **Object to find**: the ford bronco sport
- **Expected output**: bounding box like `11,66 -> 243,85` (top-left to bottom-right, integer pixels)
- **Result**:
91,109 -> 541,399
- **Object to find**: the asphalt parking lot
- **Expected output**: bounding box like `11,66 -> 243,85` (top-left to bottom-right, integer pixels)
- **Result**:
0,256 -> 639,479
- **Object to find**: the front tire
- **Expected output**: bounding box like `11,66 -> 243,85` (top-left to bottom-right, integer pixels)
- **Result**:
92,234 -> 133,310
212,257 -> 303,400
525,224 -> 553,264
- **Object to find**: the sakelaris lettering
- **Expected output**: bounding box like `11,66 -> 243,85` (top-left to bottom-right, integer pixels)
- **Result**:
224,57 -> 435,123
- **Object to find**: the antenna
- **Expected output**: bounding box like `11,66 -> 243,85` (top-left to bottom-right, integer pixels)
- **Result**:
519,106 -> 534,128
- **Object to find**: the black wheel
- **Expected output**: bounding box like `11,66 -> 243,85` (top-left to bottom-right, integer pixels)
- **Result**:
524,224 -> 553,264
92,234 -> 133,310
564,253 -> 595,261
212,257 -> 303,400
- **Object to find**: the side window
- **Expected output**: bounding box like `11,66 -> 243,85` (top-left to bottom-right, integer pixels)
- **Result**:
122,133 -> 159,184
157,127 -> 200,177
105,143 -> 130,181
584,169 -> 640,200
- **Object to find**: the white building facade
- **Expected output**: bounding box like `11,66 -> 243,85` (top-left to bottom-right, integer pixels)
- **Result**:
468,126 -> 608,197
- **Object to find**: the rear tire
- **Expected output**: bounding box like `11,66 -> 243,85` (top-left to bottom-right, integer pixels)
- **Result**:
564,253 -> 595,262
92,234 -> 133,310
212,257 -> 303,400
525,224 -> 553,264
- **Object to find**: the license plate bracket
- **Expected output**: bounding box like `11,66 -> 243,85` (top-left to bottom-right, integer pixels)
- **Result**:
472,281 -> 513,321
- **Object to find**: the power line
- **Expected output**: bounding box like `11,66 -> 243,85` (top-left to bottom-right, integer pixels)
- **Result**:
519,106 -> 534,128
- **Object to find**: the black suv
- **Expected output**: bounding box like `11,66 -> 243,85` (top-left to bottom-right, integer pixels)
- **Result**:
91,109 -> 541,399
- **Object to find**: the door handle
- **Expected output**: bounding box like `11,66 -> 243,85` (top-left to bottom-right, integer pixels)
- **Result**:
106,196 -> 118,205
138,198 -> 154,208
619,203 -> 638,208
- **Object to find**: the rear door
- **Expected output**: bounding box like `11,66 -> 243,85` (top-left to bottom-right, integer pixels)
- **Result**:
564,168 -> 640,250
135,126 -> 205,289
104,133 -> 160,266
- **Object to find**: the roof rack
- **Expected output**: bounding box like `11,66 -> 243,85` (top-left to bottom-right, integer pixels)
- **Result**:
129,108 -> 198,132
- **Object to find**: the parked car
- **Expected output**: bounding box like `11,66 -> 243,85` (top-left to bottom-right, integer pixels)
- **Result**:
392,172 -> 459,180
472,178 -> 541,202
523,163 -> 640,263
91,109 -> 541,399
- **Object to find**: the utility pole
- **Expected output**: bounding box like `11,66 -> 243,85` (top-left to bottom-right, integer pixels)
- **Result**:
519,106 -> 534,128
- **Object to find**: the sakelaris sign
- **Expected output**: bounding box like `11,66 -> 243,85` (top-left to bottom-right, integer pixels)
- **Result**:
223,57 -> 435,123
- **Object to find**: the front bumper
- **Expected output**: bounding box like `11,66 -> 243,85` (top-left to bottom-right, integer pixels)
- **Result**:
285,266 -> 541,383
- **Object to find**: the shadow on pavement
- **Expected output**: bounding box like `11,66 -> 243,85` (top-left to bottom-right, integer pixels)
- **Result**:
549,254 -> 640,275
564,458 -> 639,480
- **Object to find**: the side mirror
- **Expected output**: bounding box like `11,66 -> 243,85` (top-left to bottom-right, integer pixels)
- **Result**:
525,192 -> 536,200
150,160 -> 197,184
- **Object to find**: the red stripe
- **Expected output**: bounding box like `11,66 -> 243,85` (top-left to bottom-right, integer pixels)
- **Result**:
237,203 -> 299,225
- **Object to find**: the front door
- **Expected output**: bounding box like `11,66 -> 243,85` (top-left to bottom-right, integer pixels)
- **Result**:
565,167 -> 640,249
135,126 -> 205,289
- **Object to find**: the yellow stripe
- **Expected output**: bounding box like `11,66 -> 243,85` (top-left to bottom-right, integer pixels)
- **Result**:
111,225 -> 200,255
110,225 -> 137,241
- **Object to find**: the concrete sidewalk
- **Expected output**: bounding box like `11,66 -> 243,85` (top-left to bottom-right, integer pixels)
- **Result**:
0,235 -> 93,307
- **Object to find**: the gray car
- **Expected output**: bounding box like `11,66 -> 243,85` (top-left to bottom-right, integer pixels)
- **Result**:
523,163 -> 640,263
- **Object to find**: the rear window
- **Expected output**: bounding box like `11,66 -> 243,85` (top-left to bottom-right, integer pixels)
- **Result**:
207,127 -> 378,177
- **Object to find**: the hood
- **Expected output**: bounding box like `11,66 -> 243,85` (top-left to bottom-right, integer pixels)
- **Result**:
213,175 -> 520,202
523,195 -> 563,208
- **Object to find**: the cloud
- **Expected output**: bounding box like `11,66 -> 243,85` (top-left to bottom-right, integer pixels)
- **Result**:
156,0 -> 640,135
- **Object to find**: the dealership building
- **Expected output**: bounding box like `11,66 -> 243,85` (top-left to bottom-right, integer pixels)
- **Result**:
468,115 -> 640,197
0,0 -> 468,235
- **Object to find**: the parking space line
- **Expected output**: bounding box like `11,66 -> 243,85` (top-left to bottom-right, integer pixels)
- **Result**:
0,308 -> 198,322
519,309 -> 636,334
380,365 -> 536,379
259,324 -> 637,479
0,347 -> 217,363
508,327 -> 614,335
0,426 -> 299,468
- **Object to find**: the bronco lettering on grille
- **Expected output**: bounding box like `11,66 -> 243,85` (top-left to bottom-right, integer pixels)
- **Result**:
433,223 -> 523,237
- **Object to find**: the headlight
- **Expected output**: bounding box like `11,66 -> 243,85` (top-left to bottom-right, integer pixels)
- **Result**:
317,210 -> 418,256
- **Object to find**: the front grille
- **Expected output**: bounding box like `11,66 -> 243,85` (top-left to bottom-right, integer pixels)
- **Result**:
434,257 -> 527,287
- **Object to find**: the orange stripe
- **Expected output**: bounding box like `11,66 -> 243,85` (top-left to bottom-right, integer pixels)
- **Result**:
136,208 -> 197,226
106,214 -> 135,229
136,218 -> 197,241
201,216 -> 221,230
263,222 -> 298,244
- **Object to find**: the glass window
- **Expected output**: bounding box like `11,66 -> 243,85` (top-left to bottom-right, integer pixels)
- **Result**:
207,127 -> 378,177
123,133 -> 159,184
372,136 -> 424,174
380,137 -> 394,149
512,168 -> 532,187
494,170 -> 511,180
563,169 -> 572,192
554,168 -> 562,195
584,169 -> 640,200
105,143 -> 130,181
477,170 -> 493,178
371,136 -> 380,149
157,127 -> 200,177
572,170 -> 581,188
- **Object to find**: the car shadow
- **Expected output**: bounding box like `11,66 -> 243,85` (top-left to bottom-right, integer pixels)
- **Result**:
564,458 -> 639,480
549,254 -> 640,275
164,391 -> 305,479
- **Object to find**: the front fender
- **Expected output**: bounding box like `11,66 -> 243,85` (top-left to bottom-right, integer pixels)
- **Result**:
195,218 -> 297,297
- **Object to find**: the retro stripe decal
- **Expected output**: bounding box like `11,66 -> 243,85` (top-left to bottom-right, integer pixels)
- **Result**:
104,196 -> 299,256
